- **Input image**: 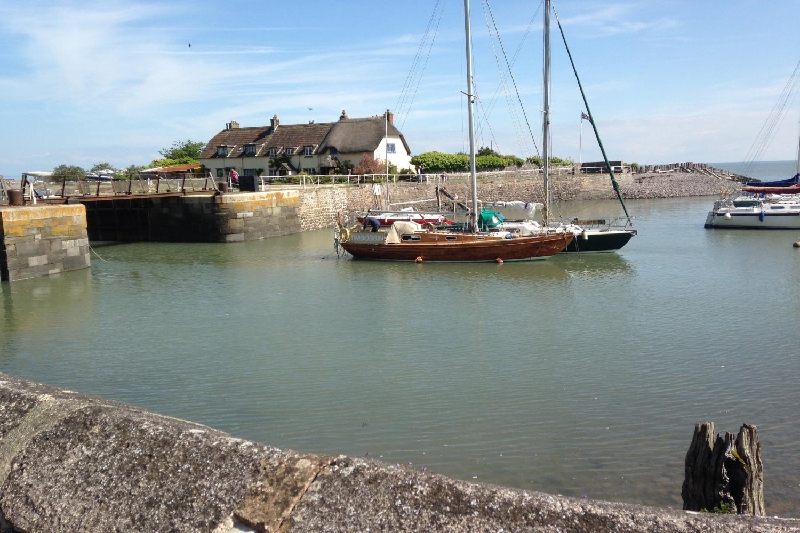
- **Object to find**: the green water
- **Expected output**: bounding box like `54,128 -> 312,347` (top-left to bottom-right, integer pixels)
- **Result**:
2,196 -> 799,516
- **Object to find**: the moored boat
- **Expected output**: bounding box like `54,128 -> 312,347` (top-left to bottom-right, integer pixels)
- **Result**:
337,0 -> 571,263
339,221 -> 572,262
704,195 -> 800,229
541,2 -> 637,253
561,218 -> 638,253
706,63 -> 800,230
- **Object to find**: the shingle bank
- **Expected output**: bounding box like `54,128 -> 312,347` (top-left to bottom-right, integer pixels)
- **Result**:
1,374 -> 797,533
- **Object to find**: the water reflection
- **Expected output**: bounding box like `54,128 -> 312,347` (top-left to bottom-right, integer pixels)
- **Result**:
0,269 -> 94,364
552,252 -> 634,279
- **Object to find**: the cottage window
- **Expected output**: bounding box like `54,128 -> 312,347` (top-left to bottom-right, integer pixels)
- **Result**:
329,147 -> 339,156
285,148 -> 295,156
216,145 -> 228,157
303,145 -> 313,156
268,147 -> 278,157
216,168 -> 224,178
386,143 -> 396,154
243,144 -> 256,156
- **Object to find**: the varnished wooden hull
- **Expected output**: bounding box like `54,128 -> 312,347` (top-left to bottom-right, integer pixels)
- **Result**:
341,232 -> 573,262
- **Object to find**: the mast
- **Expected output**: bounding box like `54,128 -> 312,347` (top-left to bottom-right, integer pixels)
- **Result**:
542,0 -> 551,226
463,0 -> 479,232
796,118 -> 800,176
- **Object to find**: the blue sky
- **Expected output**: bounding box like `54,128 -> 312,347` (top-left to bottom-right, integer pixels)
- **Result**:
1,0 -> 798,177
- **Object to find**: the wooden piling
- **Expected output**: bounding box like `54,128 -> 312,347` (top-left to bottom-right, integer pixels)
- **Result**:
682,422 -> 764,515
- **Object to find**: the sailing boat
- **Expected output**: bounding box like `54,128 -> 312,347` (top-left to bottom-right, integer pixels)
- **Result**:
704,131 -> 800,229
336,0 -> 572,262
541,0 -> 637,253
704,67 -> 800,230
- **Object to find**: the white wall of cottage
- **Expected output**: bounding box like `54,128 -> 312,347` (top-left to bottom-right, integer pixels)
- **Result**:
200,135 -> 411,176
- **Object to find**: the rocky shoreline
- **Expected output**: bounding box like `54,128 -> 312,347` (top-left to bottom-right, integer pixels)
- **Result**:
612,171 -> 743,200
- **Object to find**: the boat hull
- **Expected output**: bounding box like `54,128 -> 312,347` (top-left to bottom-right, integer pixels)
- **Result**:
341,232 -> 573,262
704,206 -> 800,229
742,184 -> 800,194
562,229 -> 636,253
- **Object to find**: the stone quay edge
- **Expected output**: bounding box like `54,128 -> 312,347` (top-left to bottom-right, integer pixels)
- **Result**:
1,373 -> 797,533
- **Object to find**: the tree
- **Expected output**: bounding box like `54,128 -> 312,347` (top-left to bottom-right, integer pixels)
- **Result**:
159,140 -> 205,161
122,165 -> 145,180
477,146 -> 501,157
52,164 -> 85,182
149,139 -> 205,168
411,152 -> 469,173
353,154 -> 387,175
333,158 -> 354,175
268,155 -> 291,175
90,161 -> 115,174
525,156 -> 574,167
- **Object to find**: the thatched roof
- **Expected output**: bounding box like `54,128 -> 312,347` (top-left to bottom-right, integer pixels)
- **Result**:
200,113 -> 410,160
318,116 -> 410,155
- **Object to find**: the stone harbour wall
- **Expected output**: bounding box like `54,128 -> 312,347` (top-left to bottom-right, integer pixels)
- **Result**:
1,374 -> 797,533
0,205 -> 90,282
212,191 -> 302,242
145,191 -> 304,243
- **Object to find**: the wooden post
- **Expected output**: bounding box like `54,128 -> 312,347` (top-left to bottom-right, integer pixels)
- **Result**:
682,422 -> 764,515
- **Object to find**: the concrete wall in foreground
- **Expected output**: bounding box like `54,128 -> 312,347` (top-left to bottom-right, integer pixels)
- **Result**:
1,374 -> 797,533
0,205 -> 90,282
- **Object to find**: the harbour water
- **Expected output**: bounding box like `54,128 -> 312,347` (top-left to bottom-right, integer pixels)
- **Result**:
1,161 -> 798,516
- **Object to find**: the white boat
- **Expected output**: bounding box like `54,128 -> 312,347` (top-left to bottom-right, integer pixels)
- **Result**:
704,195 -> 800,229
705,65 -> 800,230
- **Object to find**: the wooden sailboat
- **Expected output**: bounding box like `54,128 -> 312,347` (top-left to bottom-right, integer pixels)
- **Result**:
337,0 -> 572,262
541,0 -> 637,253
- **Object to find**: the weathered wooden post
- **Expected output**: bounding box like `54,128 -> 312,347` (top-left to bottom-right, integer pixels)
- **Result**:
682,422 -> 764,515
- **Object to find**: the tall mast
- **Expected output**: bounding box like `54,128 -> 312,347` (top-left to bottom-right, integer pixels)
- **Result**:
796,118 -> 800,176
463,0 -> 479,232
542,0 -> 551,226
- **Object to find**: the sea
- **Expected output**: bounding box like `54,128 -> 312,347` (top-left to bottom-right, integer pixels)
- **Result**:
1,160 -> 798,516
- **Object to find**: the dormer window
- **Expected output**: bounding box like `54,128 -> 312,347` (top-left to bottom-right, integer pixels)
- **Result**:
216,145 -> 228,157
243,144 -> 256,157
329,147 -> 339,156
285,148 -> 295,156
268,147 -> 278,157
386,143 -> 396,154
303,145 -> 313,156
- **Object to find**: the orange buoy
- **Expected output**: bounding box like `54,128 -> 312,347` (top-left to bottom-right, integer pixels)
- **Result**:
495,257 -> 503,264
415,256 -> 423,263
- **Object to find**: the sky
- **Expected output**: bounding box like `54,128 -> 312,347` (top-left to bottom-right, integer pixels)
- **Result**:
1,0 -> 799,177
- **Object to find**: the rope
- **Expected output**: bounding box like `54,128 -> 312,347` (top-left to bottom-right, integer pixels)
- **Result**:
739,58 -> 800,178
480,0 -> 542,159
552,3 -> 631,222
88,244 -> 108,262
395,0 -> 445,131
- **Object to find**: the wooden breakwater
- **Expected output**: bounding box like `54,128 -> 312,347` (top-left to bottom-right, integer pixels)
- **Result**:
2,373 -> 797,533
